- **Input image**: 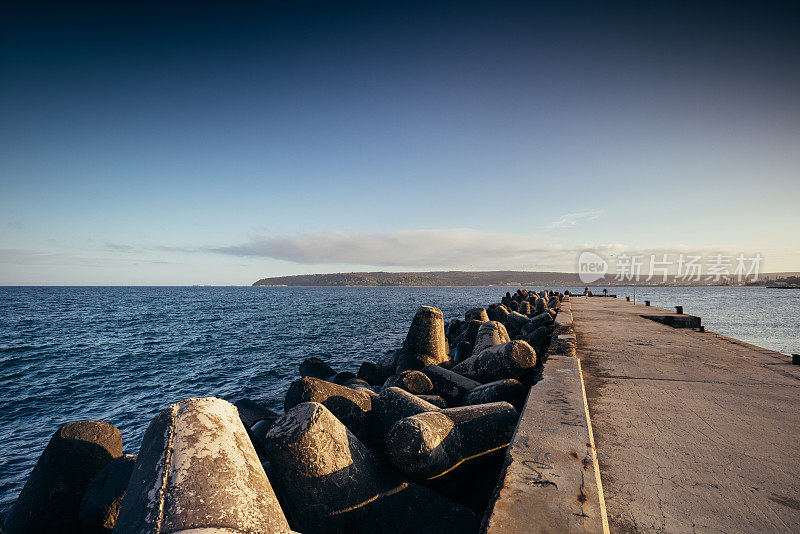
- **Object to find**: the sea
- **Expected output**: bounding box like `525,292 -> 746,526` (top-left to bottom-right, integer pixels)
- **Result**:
1,285 -> 798,513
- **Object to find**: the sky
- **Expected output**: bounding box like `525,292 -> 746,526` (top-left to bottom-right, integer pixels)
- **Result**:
1,1 -> 799,285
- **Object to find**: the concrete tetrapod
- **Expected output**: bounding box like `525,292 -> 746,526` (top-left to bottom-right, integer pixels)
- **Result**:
330,371 -> 357,385
521,312 -> 553,335
264,402 -> 479,534
248,417 -> 276,457
451,340 -> 537,383
465,307 -> 490,323
505,311 -> 530,330
376,387 -> 441,437
452,340 -> 473,364
416,394 -> 448,408
395,306 -> 449,372
4,421 -> 123,534
526,325 -> 552,352
356,351 -> 403,386
284,376 -> 374,441
235,398 -> 281,429
79,454 -> 136,534
357,360 -> 391,386
385,402 -> 518,481
421,364 -> 482,405
472,321 -> 511,356
463,379 -> 527,411
458,319 -> 483,347
445,320 -> 462,343
299,356 -> 336,380
114,397 -> 290,534
487,304 -> 510,323
381,370 -> 434,395
341,377 -> 378,397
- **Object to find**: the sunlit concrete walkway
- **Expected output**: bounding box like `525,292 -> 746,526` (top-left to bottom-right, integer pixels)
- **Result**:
571,297 -> 800,533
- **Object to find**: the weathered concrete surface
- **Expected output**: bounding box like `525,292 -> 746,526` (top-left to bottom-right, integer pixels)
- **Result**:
376,387 -> 440,437
264,402 -> 479,533
80,454 -> 137,534
482,356 -> 606,534
472,321 -> 511,356
421,364 -> 481,405
463,379 -> 527,411
387,402 -> 518,481
396,305 -> 449,372
382,370 -> 434,394
553,300 -> 574,331
452,340 -> 537,383
114,397 -> 290,534
572,297 -> 800,533
544,300 -> 576,359
4,421 -> 123,534
284,376 -> 374,440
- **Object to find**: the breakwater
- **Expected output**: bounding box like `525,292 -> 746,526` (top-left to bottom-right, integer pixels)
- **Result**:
4,285 -> 797,514
2,289 -> 579,534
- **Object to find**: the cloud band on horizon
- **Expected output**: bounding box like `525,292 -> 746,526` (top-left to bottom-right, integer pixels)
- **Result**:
207,229 -> 764,274
209,229 -> 567,268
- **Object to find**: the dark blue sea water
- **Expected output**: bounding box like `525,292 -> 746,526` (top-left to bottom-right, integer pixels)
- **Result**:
1,285 -> 798,513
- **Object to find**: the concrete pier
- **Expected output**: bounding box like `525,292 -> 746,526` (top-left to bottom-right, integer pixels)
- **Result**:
572,297 -> 800,532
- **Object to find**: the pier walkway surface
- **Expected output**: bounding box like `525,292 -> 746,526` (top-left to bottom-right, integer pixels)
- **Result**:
571,297 -> 800,533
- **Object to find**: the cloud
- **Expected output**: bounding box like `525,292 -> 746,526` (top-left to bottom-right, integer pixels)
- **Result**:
547,210 -> 604,228
105,243 -> 140,252
155,245 -> 197,253
208,230 -> 773,273
209,229 -> 570,268
103,243 -> 196,254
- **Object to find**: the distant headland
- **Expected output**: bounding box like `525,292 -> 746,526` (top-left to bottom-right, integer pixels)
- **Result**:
252,271 -> 800,287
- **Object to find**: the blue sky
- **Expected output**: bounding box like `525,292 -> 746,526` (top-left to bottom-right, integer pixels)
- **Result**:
1,1 -> 799,284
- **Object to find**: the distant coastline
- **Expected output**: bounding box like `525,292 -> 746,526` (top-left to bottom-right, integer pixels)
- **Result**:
252,271 -> 800,287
